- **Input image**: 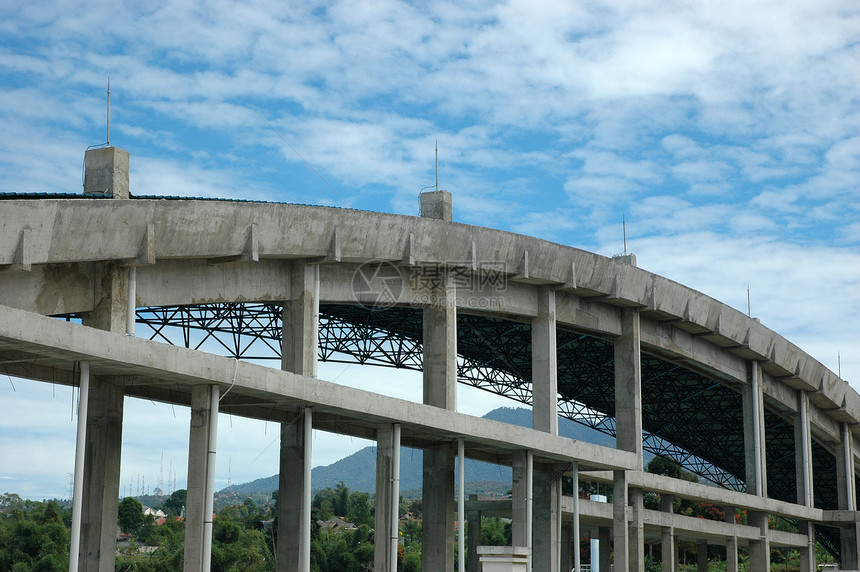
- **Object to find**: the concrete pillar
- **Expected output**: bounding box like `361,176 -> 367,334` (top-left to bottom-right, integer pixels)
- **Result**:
743,360 -> 767,497
184,384 -> 217,571
724,508 -> 738,572
532,286 -> 558,435
421,272 -> 457,572
798,520 -> 815,572
837,423 -> 860,569
615,308 -> 643,466
278,262 -> 317,572
466,501 -> 481,572
78,262 -> 129,571
561,522 -> 573,572
420,190 -> 453,221
748,511 -> 770,570
661,495 -> 675,572
423,444 -> 456,572
375,424 -> 400,572
599,526 -> 611,572
795,390 -> 814,507
511,451 -> 530,550
533,467 -> 560,572
613,471 -> 629,572
84,146 -> 130,198
628,487 -> 644,572
696,541 -> 708,572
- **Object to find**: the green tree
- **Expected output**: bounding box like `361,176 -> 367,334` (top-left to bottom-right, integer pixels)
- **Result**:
118,496 -> 144,534
162,489 -> 187,517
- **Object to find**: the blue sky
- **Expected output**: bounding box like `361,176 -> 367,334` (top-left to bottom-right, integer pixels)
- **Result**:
0,0 -> 858,499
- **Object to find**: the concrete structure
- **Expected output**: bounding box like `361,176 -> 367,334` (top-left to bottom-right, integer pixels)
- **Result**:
0,149 -> 859,571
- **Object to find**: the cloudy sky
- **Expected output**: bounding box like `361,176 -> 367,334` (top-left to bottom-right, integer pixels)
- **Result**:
1,0 -> 858,499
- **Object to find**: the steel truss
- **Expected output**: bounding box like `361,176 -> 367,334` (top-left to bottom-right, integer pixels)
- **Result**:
130,301 -> 843,556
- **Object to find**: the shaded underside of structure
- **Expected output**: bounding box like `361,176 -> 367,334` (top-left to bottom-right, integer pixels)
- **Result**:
129,301 -> 841,516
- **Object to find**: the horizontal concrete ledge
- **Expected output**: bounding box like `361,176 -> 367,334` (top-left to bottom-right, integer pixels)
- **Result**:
0,199 -> 851,421
0,303 -> 636,472
579,470 -> 829,524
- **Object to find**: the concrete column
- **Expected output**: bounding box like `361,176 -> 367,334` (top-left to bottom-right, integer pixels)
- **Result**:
422,274 -> 457,572
628,487 -> 644,572
277,410 -> 311,571
423,444 -> 456,572
533,467 -> 560,572
599,526 -> 611,572
743,360 -> 767,497
615,308 -> 643,466
696,541 -> 708,572
798,520 -> 815,572
724,508 -> 738,572
532,286 -> 558,435
79,376 -> 124,571
795,390 -> 814,507
79,262 -> 129,572
184,384 -> 217,571
571,463 -> 580,572
748,511 -> 770,570
84,146 -> 130,198
613,471 -> 629,572
561,523 -> 573,572
466,501 -> 481,572
374,424 -> 399,572
837,423 -> 859,569
661,495 -> 675,572
511,451 -> 530,549
278,262 -> 317,572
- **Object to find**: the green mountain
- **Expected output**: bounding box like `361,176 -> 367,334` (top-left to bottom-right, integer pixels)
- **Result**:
225,407 -> 615,495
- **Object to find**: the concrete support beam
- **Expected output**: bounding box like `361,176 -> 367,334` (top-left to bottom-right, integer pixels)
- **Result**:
511,451 -> 530,549
837,422 -> 860,569
79,376 -> 123,571
795,390 -> 814,507
277,262 -> 317,572
599,526 -> 611,572
184,384 -> 218,572
561,522 -> 573,572
422,277 -> 457,410
79,262 -> 129,571
661,495 -> 675,572
696,540 -> 708,572
748,511 -> 770,570
628,487 -> 645,572
743,360 -> 767,497
374,424 -> 400,572
532,286 -> 558,435
422,444 -> 456,572
725,508 -> 738,572
277,410 -> 311,572
613,471 -> 629,572
466,503 -> 481,572
615,308 -> 643,467
533,467 -> 561,572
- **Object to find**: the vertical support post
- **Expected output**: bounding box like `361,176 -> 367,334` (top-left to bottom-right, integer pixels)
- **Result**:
532,286 -> 558,435
526,450 -> 533,570
512,451 -> 529,549
278,261 -> 317,572
696,540 -> 708,572
615,308 -> 643,464
126,266 -> 136,336
743,360 -> 767,497
795,390 -> 816,572
466,498 -> 481,572
837,422 -> 859,569
661,494 -> 675,572
572,462 -> 581,572
724,507 -> 738,572
391,425 -> 401,572
185,384 -> 218,571
533,465 -> 560,572
201,385 -> 219,572
628,487 -> 644,571
80,262 -> 128,571
422,269 -> 457,572
748,511 -> 770,571
69,362 -> 90,572
458,438 -> 465,572
613,471 -> 629,572
598,526 -> 611,572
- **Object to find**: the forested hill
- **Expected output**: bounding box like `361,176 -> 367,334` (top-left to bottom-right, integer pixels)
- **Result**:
225,407 -> 615,495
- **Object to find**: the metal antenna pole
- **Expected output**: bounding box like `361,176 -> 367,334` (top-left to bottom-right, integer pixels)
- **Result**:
435,140 -> 438,193
107,78 -> 111,147
622,215 -> 627,256
747,285 -> 751,317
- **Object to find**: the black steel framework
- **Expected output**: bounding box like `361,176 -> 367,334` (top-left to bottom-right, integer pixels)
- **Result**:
130,301 -> 845,556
